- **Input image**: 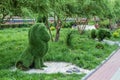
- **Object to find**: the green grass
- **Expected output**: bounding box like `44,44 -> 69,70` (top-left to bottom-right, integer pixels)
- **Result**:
0,70 -> 84,80
0,27 -> 118,80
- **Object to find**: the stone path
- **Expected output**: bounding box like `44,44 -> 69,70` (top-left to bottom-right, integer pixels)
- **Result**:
83,48 -> 120,80
12,62 -> 90,74
103,40 -> 120,46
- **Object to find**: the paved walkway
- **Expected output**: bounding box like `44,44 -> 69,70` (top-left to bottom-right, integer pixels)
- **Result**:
83,48 -> 120,80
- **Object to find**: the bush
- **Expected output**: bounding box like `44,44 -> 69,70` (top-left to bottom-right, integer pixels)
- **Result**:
112,29 -> 120,38
0,24 -> 32,29
66,30 -> 81,49
50,26 -> 55,31
63,22 -> 76,28
97,29 -> 106,41
97,29 -> 111,41
105,31 -> 111,38
113,32 -> 119,38
91,29 -> 97,39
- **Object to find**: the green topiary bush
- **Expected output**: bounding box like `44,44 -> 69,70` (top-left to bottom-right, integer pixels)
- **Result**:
66,30 -> 83,49
50,26 -> 55,31
113,32 -> 119,38
112,29 -> 120,38
97,29 -> 111,41
97,29 -> 105,41
16,23 -> 50,70
91,29 -> 97,39
105,30 -> 111,38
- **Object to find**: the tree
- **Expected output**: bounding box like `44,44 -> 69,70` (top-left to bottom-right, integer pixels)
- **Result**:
0,0 -> 25,24
113,0 -> 120,22
50,0 -> 66,41
0,0 -> 12,24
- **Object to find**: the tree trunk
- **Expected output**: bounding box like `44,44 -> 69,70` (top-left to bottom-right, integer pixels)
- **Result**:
54,12 -> 57,27
77,18 -> 88,34
94,16 -> 99,29
45,15 -> 54,41
55,16 -> 61,42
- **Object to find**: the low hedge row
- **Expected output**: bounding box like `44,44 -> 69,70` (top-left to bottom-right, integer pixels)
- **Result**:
0,24 -> 33,29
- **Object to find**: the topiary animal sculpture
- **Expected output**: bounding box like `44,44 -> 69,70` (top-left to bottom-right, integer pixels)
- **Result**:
16,23 -> 50,70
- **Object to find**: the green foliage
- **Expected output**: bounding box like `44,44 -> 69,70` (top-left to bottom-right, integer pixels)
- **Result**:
66,30 -> 72,47
95,42 -> 104,49
16,23 -> 50,70
97,29 -> 105,41
0,28 -> 118,71
66,30 -> 81,49
63,22 -> 75,28
36,15 -> 47,23
90,29 -> 111,41
21,8 -> 34,18
105,30 -> 111,38
0,70 -> 84,80
50,26 -> 55,31
91,29 -> 97,39
112,29 -> 120,38
97,29 -> 111,41
63,22 -> 71,28
99,19 -> 109,28
0,24 -> 32,29
113,32 -> 119,38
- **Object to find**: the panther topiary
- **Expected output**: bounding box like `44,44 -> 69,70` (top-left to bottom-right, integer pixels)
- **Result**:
16,23 -> 50,70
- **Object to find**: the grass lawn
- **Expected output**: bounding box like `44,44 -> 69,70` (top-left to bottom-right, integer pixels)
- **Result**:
0,27 -> 118,80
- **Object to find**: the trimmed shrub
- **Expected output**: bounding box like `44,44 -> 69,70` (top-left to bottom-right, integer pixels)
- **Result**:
97,29 -> 106,41
105,31 -> 111,38
50,26 -> 55,31
97,29 -> 111,41
112,29 -> 120,38
0,24 -> 32,29
66,30 -> 81,49
113,32 -> 119,38
91,29 -> 97,39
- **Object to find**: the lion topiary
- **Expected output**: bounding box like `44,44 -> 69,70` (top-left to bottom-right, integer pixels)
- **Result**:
16,23 -> 50,70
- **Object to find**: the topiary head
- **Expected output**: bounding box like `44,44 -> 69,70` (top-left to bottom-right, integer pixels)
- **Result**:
29,23 -> 50,45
